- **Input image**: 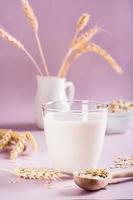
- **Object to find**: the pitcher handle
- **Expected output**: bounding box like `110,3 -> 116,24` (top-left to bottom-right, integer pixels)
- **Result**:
65,81 -> 75,100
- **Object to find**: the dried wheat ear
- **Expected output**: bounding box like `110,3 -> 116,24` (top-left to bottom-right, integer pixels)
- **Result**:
58,13 -> 123,78
0,167 -> 67,183
14,167 -> 65,181
21,0 -> 49,76
0,28 -> 43,75
0,129 -> 38,159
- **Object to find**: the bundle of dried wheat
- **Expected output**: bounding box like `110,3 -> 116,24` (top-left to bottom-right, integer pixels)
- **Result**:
21,0 -> 49,75
0,129 -> 38,159
0,3 -> 123,79
58,14 -> 123,77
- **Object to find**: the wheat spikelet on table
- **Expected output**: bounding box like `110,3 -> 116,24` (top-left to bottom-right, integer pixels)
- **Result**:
10,131 -> 20,143
0,130 -> 12,150
0,129 -> 21,143
10,135 -> 26,159
0,129 -> 19,146
0,129 -> 38,159
25,131 -> 38,150
0,132 -> 5,139
21,0 -> 49,76
14,168 -> 64,181
0,167 -> 66,182
0,28 -> 43,75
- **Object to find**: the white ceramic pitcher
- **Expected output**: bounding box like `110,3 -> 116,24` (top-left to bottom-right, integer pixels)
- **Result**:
34,76 -> 75,129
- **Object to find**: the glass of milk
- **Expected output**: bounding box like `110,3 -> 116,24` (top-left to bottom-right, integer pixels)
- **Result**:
42,100 -> 107,173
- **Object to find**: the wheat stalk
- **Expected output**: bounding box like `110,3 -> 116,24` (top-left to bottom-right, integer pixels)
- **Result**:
14,168 -> 64,181
58,25 -> 101,77
73,13 -> 90,45
0,28 -> 24,49
0,167 -> 65,182
57,50 -> 81,78
58,19 -> 122,77
72,25 -> 101,50
23,48 -> 43,75
21,0 -> 49,76
57,13 -> 90,77
0,28 -> 43,75
57,40 -> 123,77
82,43 -> 123,74
21,0 -> 38,31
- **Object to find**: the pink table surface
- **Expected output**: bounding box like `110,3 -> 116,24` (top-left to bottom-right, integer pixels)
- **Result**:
0,127 -> 133,200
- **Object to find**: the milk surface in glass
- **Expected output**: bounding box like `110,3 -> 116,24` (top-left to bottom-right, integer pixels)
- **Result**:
44,111 -> 107,173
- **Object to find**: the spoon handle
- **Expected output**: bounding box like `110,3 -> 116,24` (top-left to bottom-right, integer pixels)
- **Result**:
112,169 -> 133,179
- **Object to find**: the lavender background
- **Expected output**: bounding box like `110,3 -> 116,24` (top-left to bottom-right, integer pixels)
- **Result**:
0,0 -> 132,126
0,2 -> 133,199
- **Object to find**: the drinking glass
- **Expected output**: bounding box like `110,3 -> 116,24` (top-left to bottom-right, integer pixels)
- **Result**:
42,100 -> 107,173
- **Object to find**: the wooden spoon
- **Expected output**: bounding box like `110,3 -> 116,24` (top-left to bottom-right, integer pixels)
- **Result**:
73,169 -> 133,191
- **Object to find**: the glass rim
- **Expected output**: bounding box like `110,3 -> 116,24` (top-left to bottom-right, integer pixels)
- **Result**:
42,100 -> 107,113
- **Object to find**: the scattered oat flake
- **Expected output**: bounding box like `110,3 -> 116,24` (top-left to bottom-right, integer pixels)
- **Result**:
112,156 -> 133,168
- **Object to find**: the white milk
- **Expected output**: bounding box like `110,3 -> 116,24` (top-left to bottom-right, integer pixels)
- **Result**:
44,112 -> 107,173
